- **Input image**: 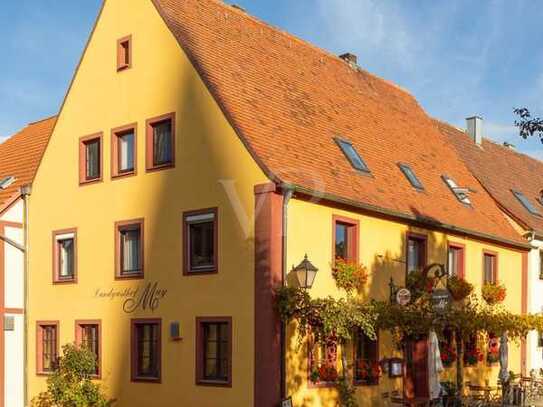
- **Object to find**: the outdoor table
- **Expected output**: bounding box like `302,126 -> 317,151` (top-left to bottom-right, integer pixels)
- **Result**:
466,384 -> 499,402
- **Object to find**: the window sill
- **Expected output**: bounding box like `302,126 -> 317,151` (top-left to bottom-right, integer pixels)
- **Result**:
53,278 -> 77,285
117,64 -> 131,72
307,380 -> 336,389
354,380 -> 379,387
184,267 -> 218,276
36,371 -> 54,377
131,376 -> 161,383
79,177 -> 103,187
115,273 -> 144,281
111,171 -> 136,180
146,163 -> 175,173
196,379 -> 231,388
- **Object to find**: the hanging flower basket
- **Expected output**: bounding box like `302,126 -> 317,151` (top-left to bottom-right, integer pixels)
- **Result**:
440,341 -> 457,367
482,283 -> 506,305
406,271 -> 435,296
331,258 -> 368,293
310,365 -> 339,383
447,276 -> 473,301
487,336 -> 500,364
464,347 -> 483,366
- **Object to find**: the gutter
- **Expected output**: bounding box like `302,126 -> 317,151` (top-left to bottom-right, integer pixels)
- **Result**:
21,185 -> 31,407
280,187 -> 293,400
281,183 -> 531,251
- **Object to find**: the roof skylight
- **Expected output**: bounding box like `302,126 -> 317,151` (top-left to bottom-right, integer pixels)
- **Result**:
442,176 -> 471,205
0,176 -> 15,190
512,190 -> 541,216
398,163 -> 424,190
335,138 -> 370,173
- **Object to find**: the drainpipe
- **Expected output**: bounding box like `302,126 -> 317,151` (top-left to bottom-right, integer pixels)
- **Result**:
280,186 -> 293,400
21,185 -> 31,407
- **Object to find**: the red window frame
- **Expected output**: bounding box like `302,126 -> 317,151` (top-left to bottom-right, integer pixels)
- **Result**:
75,320 -> 102,378
195,316 -> 232,387
115,219 -> 144,280
483,250 -> 498,284
52,228 -> 77,284
145,112 -> 176,172
406,232 -> 427,276
130,318 -> 162,383
183,208 -> 219,275
79,133 -> 103,185
36,321 -> 59,375
111,123 -> 137,179
117,35 -> 132,71
332,215 -> 359,263
447,242 -> 466,278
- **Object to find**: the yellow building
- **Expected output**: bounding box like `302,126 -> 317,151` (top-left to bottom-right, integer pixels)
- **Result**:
26,0 -> 529,406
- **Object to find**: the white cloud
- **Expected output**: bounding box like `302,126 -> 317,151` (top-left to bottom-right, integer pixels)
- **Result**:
485,122 -> 517,143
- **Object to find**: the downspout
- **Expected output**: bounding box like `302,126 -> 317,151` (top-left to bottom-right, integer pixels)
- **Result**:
21,185 -> 31,407
280,187 -> 293,400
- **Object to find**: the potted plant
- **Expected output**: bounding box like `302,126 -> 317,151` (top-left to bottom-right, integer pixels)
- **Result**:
482,283 -> 506,305
447,276 -> 473,301
332,258 -> 368,294
406,270 -> 435,296
310,364 -> 338,383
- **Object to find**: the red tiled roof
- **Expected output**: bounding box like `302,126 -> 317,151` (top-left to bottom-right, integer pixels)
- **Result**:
0,116 -> 56,212
439,120 -> 543,237
152,0 -> 524,246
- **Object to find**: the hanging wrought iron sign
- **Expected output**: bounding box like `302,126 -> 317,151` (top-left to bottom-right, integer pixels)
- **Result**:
431,288 -> 452,313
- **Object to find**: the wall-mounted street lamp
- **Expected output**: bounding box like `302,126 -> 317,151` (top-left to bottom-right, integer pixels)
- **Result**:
293,254 -> 318,289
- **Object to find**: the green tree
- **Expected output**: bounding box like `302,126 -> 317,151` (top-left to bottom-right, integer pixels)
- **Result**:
514,108 -> 543,141
32,343 -> 115,407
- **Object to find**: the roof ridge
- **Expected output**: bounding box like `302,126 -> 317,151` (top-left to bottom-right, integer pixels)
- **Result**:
434,117 -> 543,167
28,114 -> 58,126
209,0 -> 417,100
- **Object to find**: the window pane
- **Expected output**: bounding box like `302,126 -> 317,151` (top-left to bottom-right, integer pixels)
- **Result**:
337,139 -> 370,172
407,238 -> 424,273
119,132 -> 135,172
85,140 -> 100,179
81,325 -> 99,374
484,254 -> 496,284
189,221 -> 215,269
136,323 -> 158,378
42,325 -> 57,372
58,238 -> 74,278
121,228 -> 141,275
335,223 -> 348,260
203,322 -> 229,381
399,164 -> 424,190
448,247 -> 461,276
153,120 -> 172,166
512,190 -> 540,216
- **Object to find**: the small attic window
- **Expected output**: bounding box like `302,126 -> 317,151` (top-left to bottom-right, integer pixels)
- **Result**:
442,176 -> 471,205
0,176 -> 16,190
117,35 -> 132,71
398,163 -> 424,190
335,138 -> 370,173
512,190 -> 541,216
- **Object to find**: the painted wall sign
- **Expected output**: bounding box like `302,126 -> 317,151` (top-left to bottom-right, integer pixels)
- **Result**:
396,288 -> 412,306
94,282 -> 167,313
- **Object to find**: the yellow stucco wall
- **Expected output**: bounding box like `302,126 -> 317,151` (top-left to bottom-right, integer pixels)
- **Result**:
286,197 -> 525,406
27,0 -> 268,406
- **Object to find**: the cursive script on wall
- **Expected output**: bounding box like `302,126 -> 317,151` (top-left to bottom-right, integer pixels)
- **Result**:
94,282 -> 168,313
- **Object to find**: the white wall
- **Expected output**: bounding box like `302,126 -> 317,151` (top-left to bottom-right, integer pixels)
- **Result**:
4,314 -> 24,407
0,198 -> 24,407
527,239 -> 543,372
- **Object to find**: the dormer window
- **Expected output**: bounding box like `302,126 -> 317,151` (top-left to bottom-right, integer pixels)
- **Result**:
334,137 -> 370,173
442,176 -> 471,205
512,190 -> 541,216
117,35 -> 132,71
398,163 -> 424,190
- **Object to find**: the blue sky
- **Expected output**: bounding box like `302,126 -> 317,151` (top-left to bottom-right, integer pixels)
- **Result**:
1,0 -> 543,158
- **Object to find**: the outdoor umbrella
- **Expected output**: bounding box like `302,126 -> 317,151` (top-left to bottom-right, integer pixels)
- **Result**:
428,330 -> 444,400
499,332 -> 509,383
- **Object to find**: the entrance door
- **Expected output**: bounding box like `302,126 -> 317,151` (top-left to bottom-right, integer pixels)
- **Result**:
404,336 -> 429,400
